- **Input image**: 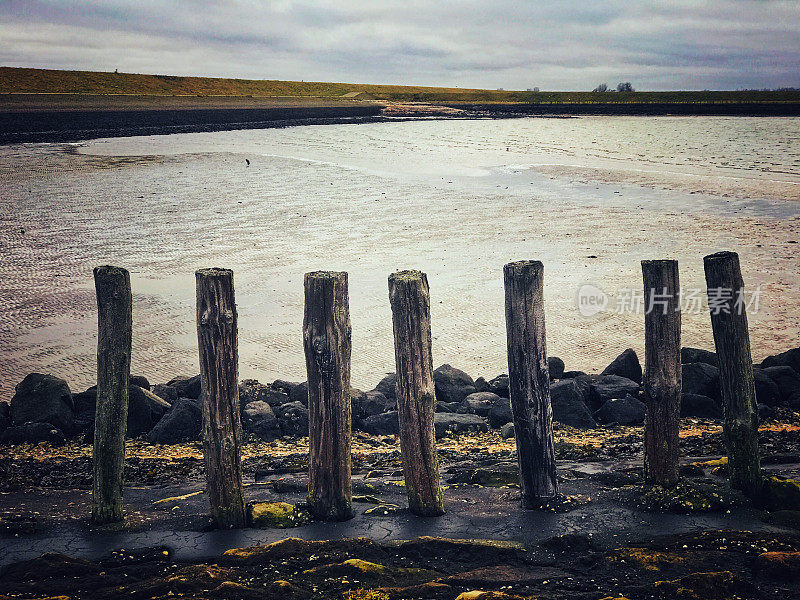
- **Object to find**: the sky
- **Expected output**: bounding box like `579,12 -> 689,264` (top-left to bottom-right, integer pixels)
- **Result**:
1,1 -> 798,91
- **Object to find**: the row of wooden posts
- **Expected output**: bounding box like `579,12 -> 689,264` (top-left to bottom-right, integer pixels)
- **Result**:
90,251 -> 761,527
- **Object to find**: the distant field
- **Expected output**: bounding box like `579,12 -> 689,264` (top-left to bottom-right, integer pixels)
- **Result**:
3,66 -> 800,104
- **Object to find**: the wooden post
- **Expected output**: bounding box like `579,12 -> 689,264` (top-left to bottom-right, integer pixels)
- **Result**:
703,251 -> 762,495
92,265 -> 132,525
642,260 -> 682,486
389,270 -> 444,517
503,260 -> 559,506
196,268 -> 246,529
304,271 -> 353,521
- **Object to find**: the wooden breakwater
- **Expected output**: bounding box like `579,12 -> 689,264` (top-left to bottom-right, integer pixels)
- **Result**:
90,252 -> 761,527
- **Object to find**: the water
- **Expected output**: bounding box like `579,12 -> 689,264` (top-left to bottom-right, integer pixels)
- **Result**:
1,116 -> 799,399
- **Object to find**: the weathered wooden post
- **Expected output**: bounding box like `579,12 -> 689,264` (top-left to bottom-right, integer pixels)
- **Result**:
703,251 -> 761,495
92,265 -> 132,525
503,260 -> 559,506
389,270 -> 445,517
196,268 -> 246,528
642,260 -> 682,486
304,271 -> 353,521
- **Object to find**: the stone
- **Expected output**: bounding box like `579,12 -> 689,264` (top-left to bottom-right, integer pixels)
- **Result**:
372,373 -> 397,400
166,374 -> 202,399
548,356 -> 565,380
434,364 -> 477,404
551,379 -> 596,428
761,365 -> 800,403
434,413 -> 488,438
754,551 -> 800,580
500,422 -> 515,439
239,379 -> 289,408
680,393 -> 723,419
601,348 -> 642,384
0,422 -> 66,445
248,502 -> 309,528
436,400 -> 460,413
758,476 -> 800,511
276,401 -> 309,437
761,347 -> 800,373
271,379 -> 299,394
11,373 -> 73,434
681,347 -> 719,367
594,394 -> 646,426
754,368 -> 782,407
0,401 -> 11,434
361,411 -> 399,436
151,383 -> 178,404
561,370 -> 586,379
242,400 -> 280,441
128,385 -> 171,437
458,392 -> 500,417
474,376 -> 491,392
588,375 -> 640,410
681,362 -> 720,400
653,571 -> 756,599
289,381 -> 309,405
353,389 -> 392,421
130,375 -> 150,390
486,374 -> 509,397
758,403 -> 776,421
487,396 -> 513,428
147,397 -> 202,444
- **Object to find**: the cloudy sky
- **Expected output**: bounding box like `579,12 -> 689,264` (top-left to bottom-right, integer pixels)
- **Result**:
1,1 -> 798,90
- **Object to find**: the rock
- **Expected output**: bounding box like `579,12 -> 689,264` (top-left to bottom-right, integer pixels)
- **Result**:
681,393 -> 723,419
681,362 -> 720,400
458,392 -> 500,417
434,413 -> 488,438
456,591 -> 527,600
653,570 -> 755,599
761,347 -> 800,373
276,401 -> 309,437
151,383 -> 178,404
147,398 -> 202,444
130,375 -> 150,390
681,347 -> 719,367
790,391 -> 800,410
540,532 -> 595,553
289,381 -> 309,405
761,365 -> 800,403
71,388 -> 97,431
487,396 -> 513,428
500,422 -> 515,439
434,364 -> 477,404
758,476 -> 800,511
241,400 -> 280,441
436,400 -> 461,413
601,348 -> 642,384
754,368 -> 782,407
552,379 -> 596,428
0,401 -> 11,434
588,375 -> 640,410
239,379 -> 289,408
474,377 -> 491,392
357,390 -> 394,418
128,385 -> 171,437
372,373 -> 397,400
11,373 -> 73,434
594,394 -> 646,425
561,370 -> 586,379
248,502 -> 309,528
271,379 -> 299,394
361,411 -> 399,436
763,510 -> 800,530
548,356 -> 565,380
755,551 -> 800,580
486,374 -> 509,398
758,403 -> 776,421
0,422 -> 66,445
166,374 -> 202,399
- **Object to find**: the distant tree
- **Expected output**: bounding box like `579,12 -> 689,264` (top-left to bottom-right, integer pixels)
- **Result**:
593,83 -> 609,92
616,82 -> 634,92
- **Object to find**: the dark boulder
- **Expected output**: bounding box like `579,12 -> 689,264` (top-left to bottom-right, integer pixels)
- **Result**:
276,401 -> 309,437
128,385 -> 171,437
1,422 -> 66,445
571,373 -> 594,405
601,349 -> 642,384
372,374 -> 397,400
562,370 -> 586,379
271,379 -> 299,395
487,374 -> 509,398
790,392 -> 800,411
11,373 -> 73,434
594,394 -> 646,426
754,368 -> 782,407
588,375 -> 640,410
474,377 -> 491,393
458,392 -> 500,417
758,404 -> 776,421
487,396 -> 513,428
147,398 -> 202,444
151,383 -> 178,404
761,366 -> 800,403
71,388 -> 97,431
681,393 -> 723,419
436,400 -> 461,413
500,422 -> 515,439
434,413 -> 488,438
681,347 -> 719,368
0,402 -> 10,434
548,356 -> 565,381
288,381 -> 309,406
354,390 -> 394,419
241,400 -> 280,441
681,362 -> 720,400
761,348 -> 800,374
166,375 -> 202,399
361,411 -> 399,436
433,364 -> 476,404
551,379 -> 596,428
130,375 -> 150,390
240,379 -> 289,408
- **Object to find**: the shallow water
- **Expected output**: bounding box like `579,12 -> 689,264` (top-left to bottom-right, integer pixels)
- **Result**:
1,116 -> 799,399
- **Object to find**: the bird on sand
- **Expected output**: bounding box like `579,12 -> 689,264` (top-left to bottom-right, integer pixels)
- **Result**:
246,159 -> 250,166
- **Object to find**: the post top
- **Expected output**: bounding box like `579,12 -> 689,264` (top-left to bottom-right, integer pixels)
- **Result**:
305,270 -> 347,280
196,267 -> 233,278
704,250 -> 739,262
641,259 -> 678,266
93,265 -> 129,277
504,260 -> 543,271
389,269 -> 426,282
